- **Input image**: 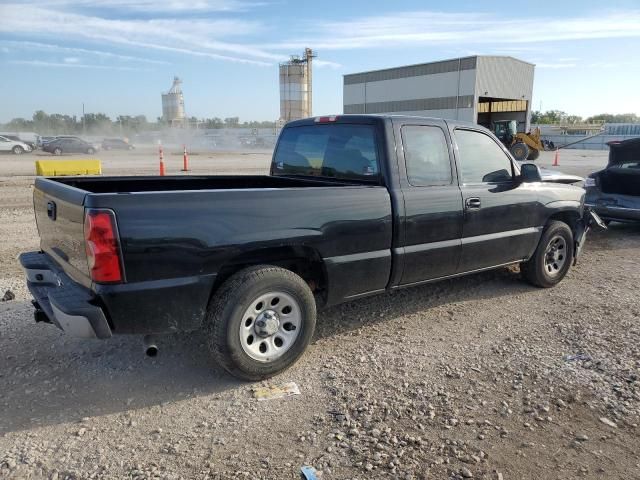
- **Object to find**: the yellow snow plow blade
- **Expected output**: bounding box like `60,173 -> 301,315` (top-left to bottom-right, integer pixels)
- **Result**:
35,159 -> 102,176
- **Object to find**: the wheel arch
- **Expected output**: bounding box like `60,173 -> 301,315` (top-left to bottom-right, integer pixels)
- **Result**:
210,245 -> 328,307
547,209 -> 581,231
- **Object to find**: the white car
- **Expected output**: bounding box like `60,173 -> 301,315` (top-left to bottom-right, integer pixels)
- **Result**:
0,135 -> 32,154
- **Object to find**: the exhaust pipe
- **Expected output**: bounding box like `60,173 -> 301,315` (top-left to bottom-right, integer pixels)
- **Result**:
143,335 -> 159,357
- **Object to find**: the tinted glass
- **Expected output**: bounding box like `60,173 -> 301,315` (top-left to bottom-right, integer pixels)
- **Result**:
455,129 -> 513,183
273,124 -> 379,181
402,126 -> 451,186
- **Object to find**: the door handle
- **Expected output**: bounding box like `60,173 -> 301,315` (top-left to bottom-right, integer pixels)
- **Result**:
47,201 -> 57,220
465,197 -> 481,210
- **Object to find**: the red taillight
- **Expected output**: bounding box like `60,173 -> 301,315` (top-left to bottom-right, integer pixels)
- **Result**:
84,209 -> 123,283
315,115 -> 338,123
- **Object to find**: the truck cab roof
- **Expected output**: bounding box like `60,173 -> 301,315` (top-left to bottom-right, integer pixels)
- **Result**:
285,114 -> 484,131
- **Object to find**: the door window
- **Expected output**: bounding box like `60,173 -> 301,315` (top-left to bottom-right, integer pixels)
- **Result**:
401,126 -> 452,186
455,129 -> 514,184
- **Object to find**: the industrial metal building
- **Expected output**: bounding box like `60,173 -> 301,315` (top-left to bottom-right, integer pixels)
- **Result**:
343,56 -> 535,132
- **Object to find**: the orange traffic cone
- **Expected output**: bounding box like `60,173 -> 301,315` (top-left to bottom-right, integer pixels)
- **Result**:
182,144 -> 189,172
159,144 -> 166,176
552,148 -> 559,167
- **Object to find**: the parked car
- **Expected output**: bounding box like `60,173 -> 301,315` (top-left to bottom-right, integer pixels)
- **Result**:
585,137 -> 640,223
0,131 -> 39,150
20,115 -> 602,380
102,138 -> 135,150
0,135 -> 32,154
42,137 -> 97,155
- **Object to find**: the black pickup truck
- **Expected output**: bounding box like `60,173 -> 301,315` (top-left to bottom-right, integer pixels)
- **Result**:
21,115 -> 602,380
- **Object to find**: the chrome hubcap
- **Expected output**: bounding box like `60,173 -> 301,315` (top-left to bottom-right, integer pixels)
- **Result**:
254,310 -> 280,337
544,235 -> 567,277
239,291 -> 301,363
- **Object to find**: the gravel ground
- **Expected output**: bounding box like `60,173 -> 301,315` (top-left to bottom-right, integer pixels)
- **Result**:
0,149 -> 638,480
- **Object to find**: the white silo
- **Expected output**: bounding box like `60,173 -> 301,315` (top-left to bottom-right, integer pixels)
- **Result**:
161,76 -> 186,127
279,48 -> 315,123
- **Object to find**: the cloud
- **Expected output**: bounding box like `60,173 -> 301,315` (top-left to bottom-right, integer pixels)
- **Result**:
313,59 -> 342,69
19,0 -> 263,13
264,10 -> 640,51
10,60 -> 149,71
536,62 -> 577,69
588,61 -> 623,69
2,40 -> 169,65
63,56 -> 80,63
0,4 -> 279,65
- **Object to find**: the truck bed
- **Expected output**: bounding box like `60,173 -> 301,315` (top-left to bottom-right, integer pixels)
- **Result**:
33,174 -> 394,325
50,175 -> 367,194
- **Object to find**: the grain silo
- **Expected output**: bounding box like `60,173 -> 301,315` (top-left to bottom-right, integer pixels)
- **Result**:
161,76 -> 186,127
279,48 -> 315,123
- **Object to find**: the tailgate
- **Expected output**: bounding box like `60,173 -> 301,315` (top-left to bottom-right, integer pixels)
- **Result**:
33,178 -> 91,286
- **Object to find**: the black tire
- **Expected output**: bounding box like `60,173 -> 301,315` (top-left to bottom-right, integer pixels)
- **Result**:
12,145 -> 24,155
87,147 -> 95,154
204,265 -> 317,381
521,220 -> 574,288
510,142 -> 529,161
526,148 -> 540,161
53,147 -> 62,155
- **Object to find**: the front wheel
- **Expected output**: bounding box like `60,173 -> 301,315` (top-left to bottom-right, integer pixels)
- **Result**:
12,146 -> 24,155
53,147 -> 62,155
527,148 -> 540,161
510,142 -> 529,161
205,265 -> 317,381
87,147 -> 95,154
521,221 -> 574,288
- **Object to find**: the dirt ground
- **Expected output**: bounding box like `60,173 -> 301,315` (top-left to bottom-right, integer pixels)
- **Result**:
0,149 -> 638,480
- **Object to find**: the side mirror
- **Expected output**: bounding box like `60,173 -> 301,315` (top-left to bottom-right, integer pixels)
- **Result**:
520,163 -> 542,183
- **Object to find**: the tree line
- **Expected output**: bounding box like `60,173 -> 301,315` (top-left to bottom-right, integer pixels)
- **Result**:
531,110 -> 639,125
1,111 -> 277,135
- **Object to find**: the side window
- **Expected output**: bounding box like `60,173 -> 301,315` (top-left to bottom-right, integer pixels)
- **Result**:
454,129 -> 514,183
401,125 -> 452,186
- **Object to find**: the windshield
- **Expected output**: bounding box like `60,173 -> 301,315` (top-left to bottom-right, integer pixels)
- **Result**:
272,124 -> 380,182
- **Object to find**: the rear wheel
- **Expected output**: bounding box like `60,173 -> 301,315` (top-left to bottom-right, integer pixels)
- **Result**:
510,142 -> 529,161
12,145 -> 24,155
526,148 -> 540,161
204,265 -> 316,381
53,147 -> 62,155
87,147 -> 95,154
521,221 -> 574,288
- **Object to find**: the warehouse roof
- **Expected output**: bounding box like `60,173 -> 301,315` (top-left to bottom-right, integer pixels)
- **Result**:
343,55 -> 535,85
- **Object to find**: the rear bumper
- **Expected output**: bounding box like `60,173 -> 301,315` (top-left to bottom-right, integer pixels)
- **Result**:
19,251 -> 112,339
585,188 -> 640,222
584,203 -> 640,222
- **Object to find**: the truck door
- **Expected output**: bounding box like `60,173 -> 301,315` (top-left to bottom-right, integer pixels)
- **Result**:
452,127 -> 540,272
396,122 -> 464,285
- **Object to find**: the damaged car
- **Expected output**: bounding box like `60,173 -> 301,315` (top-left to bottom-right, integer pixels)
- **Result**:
585,138 -> 640,224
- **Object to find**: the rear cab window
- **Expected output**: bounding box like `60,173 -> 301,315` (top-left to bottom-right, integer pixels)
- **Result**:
272,124 -> 380,182
401,125 -> 452,186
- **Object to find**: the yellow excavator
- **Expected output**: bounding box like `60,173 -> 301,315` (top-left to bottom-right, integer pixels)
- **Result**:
493,120 -> 544,161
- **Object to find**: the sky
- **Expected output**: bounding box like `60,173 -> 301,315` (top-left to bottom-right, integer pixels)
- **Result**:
1,0 -> 640,123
